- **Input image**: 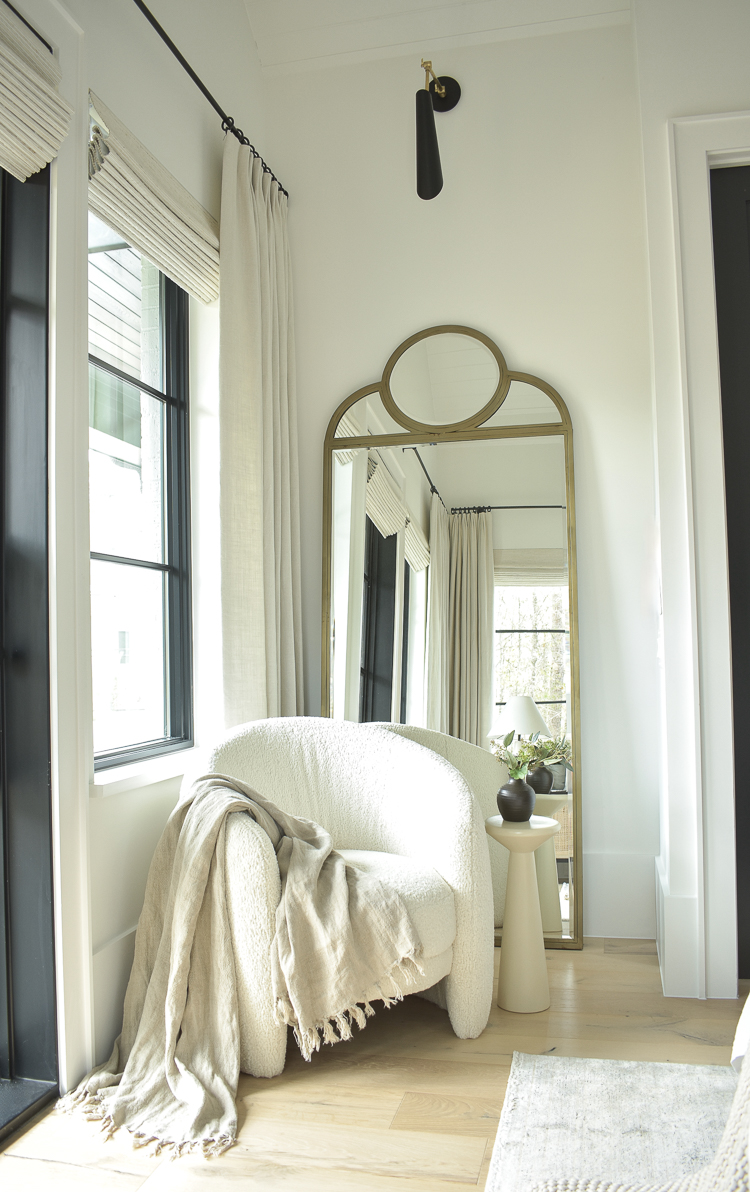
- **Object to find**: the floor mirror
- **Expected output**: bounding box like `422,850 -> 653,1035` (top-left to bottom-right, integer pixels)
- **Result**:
321,326 -> 582,948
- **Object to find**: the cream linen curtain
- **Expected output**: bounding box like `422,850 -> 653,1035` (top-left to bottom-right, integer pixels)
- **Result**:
426,494 -> 450,732
426,502 -> 494,746
448,512 -> 495,746
219,135 -> 303,726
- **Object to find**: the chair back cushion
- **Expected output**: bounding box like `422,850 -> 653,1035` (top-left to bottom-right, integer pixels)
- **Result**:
207,717 -> 475,861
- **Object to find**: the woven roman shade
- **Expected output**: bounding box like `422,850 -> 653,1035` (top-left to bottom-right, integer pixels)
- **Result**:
88,91 -> 219,303
0,4 -> 72,181
493,547 -> 567,586
332,409 -> 362,464
366,457 -> 429,572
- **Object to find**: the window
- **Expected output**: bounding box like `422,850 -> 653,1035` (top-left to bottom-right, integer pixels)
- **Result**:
88,212 -> 192,768
494,586 -> 569,736
359,517 -> 398,722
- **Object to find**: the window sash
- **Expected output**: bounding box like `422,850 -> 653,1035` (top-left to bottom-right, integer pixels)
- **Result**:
91,275 -> 192,769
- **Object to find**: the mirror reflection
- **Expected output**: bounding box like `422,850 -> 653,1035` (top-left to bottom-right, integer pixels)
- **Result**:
482,380 -> 562,427
324,328 -> 579,944
388,332 -> 500,425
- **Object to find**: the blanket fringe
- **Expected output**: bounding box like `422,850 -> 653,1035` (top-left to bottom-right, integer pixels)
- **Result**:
274,947 -> 425,1061
56,1090 -> 234,1158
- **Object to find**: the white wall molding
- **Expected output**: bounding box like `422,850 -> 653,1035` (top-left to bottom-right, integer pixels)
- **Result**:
667,110 -> 750,998
250,1 -> 630,74
655,856 -> 702,996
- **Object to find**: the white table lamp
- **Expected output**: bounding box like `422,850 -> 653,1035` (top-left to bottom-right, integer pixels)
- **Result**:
488,695 -> 551,741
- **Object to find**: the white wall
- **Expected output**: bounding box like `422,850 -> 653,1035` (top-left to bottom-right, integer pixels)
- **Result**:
632,0 -> 750,996
266,24 -> 660,939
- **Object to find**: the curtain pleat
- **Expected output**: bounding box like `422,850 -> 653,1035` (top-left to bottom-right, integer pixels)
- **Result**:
219,136 -> 303,726
426,495 -> 450,733
88,92 -> 219,304
426,502 -> 494,746
0,6 -> 71,181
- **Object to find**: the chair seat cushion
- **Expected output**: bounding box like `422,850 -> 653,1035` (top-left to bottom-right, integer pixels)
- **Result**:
337,849 -> 456,959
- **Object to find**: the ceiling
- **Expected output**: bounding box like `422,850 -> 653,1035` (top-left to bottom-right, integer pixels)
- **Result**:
242,0 -> 631,72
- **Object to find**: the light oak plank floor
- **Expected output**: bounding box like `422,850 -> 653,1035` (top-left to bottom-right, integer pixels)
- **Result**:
1,939 -> 743,1190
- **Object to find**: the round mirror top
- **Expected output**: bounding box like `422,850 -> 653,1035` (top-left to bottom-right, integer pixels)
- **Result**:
386,331 -> 502,427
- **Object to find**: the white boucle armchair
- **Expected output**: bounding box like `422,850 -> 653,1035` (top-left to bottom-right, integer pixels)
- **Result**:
382,724 -> 510,927
206,717 -> 494,1078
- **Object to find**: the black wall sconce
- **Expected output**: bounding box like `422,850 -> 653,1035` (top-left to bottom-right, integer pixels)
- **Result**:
416,59 -> 461,200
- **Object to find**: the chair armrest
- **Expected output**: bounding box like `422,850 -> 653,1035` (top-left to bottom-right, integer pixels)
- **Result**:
224,811 -> 286,1077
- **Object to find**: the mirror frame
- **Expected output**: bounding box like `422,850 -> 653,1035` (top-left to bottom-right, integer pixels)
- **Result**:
321,325 -> 583,949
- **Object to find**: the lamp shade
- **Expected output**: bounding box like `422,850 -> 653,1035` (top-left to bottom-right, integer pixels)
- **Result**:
488,695 -> 551,740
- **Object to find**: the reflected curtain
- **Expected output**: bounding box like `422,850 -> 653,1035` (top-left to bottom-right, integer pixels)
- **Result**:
219,135 -> 304,726
426,495 -> 450,732
426,502 -> 494,747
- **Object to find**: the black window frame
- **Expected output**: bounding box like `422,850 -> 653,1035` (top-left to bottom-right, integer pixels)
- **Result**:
359,516 -> 397,723
89,272 -> 193,770
493,590 -> 570,720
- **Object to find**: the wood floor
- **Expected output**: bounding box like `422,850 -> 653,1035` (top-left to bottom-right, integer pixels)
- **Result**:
0,939 -> 744,1190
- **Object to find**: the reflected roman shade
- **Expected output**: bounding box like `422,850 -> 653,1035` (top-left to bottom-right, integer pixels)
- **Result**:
332,410 -> 361,464
366,457 -> 429,572
0,5 -> 72,181
493,547 -> 567,586
88,91 -> 219,303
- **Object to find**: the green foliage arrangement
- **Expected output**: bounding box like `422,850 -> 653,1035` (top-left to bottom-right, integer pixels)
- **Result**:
492,731 -> 574,777
491,730 -> 530,780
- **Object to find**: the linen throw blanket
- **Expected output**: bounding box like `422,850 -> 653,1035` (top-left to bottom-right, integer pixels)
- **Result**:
62,774 -> 424,1156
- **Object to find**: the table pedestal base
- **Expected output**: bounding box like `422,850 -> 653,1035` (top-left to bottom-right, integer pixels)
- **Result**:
535,837 -> 563,934
498,850 -> 551,1013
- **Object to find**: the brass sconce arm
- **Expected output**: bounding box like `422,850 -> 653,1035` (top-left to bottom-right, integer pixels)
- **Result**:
421,59 -> 446,98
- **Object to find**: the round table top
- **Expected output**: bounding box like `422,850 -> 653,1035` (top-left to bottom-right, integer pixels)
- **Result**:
532,790 -> 571,818
485,813 -> 561,852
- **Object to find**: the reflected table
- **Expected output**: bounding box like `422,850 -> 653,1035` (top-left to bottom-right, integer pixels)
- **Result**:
485,814 -> 561,1012
533,791 -> 571,934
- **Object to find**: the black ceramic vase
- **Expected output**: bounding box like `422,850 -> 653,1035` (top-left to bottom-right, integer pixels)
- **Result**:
526,765 -> 554,794
497,778 -> 535,822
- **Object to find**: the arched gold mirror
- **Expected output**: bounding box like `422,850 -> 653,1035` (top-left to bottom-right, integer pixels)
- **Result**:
322,326 -> 582,948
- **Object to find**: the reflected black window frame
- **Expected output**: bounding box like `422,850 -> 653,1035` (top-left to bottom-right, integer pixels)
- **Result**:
90,272 -> 193,770
493,586 -> 570,731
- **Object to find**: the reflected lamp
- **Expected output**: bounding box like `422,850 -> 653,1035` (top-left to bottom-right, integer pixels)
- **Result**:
488,695 -> 552,741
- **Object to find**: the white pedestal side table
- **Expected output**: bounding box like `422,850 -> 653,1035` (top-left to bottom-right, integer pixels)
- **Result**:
485,814 -> 561,1013
532,791 -> 571,934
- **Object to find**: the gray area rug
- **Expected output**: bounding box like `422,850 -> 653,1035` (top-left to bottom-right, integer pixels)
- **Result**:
486,1052 -> 737,1192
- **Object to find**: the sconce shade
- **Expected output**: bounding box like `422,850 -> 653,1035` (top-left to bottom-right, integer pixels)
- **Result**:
416,88 -> 442,200
488,695 -> 552,740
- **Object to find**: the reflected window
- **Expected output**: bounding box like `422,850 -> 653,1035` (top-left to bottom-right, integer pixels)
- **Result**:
493,586 -> 570,736
359,517 -> 397,722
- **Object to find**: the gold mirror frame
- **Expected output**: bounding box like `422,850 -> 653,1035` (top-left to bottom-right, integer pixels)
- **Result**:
321,325 -> 583,949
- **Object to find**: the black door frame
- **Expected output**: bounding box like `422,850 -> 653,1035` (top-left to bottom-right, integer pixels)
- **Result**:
710,163 -> 750,979
0,164 -> 58,1139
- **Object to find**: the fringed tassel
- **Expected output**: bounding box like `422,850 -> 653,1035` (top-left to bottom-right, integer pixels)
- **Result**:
58,1095 -> 234,1160
276,945 -> 425,1062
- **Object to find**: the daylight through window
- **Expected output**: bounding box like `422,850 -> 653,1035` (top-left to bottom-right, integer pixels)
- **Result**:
88,212 -> 192,767
494,586 -> 570,736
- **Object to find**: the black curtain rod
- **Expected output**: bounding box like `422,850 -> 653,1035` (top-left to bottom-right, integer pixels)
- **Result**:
1,0 -> 53,52
403,447 -> 447,511
130,0 -> 288,199
452,504 -> 567,513
402,449 -> 565,516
